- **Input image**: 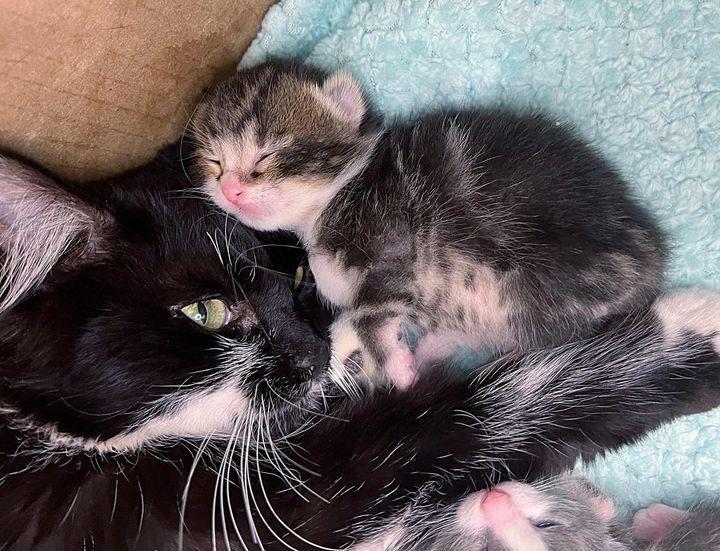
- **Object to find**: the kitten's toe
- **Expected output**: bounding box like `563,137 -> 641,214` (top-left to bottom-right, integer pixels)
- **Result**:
385,348 -> 416,390
632,503 -> 687,543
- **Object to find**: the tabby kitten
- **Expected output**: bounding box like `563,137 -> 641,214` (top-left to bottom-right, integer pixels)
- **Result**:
192,61 -> 667,389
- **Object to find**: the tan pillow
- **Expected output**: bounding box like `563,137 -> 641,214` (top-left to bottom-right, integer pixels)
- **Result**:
0,0 -> 275,181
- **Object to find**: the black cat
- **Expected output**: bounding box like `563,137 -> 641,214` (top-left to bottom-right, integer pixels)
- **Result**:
0,146 -> 718,550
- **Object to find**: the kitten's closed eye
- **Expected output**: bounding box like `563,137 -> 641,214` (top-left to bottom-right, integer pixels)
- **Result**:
534,521 -> 559,529
205,158 -> 223,179
249,152 -> 276,179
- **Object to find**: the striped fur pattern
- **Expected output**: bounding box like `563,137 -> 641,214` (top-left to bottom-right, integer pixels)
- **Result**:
1,281 -> 719,549
192,61 -> 668,390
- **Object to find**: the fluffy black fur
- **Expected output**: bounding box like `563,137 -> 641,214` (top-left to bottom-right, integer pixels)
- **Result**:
0,146 -> 329,442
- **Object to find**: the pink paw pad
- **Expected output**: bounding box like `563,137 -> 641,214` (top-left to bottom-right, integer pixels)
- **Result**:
386,349 -> 416,390
632,503 -> 686,544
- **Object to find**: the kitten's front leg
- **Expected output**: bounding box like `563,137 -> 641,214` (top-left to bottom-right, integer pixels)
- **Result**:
330,306 -> 417,390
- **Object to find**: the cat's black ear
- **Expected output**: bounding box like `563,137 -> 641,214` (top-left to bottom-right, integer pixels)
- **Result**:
319,71 -> 366,128
0,154 -> 114,312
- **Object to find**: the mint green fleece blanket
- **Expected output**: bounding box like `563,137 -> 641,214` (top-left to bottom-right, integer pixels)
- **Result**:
241,0 -> 720,513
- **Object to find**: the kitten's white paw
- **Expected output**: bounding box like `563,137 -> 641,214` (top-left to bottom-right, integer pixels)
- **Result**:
654,289 -> 720,351
632,503 -> 686,544
329,312 -> 417,391
328,317 -> 369,394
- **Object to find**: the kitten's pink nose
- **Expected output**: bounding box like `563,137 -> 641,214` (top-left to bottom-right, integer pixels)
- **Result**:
220,174 -> 248,205
480,489 -> 516,525
482,489 -> 510,508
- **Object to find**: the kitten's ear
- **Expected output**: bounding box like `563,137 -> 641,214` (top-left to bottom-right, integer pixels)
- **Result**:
319,71 -> 366,128
590,494 -> 616,522
0,154 -> 114,312
569,476 -> 616,521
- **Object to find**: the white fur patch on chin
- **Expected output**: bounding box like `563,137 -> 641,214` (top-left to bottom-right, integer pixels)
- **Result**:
99,384 -> 249,453
11,385 -> 249,455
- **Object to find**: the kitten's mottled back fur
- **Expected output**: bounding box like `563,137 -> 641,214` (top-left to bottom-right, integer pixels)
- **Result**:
193,62 -> 667,389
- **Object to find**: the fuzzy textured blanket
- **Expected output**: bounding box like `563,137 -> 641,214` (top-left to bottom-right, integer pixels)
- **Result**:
241,0 -> 720,514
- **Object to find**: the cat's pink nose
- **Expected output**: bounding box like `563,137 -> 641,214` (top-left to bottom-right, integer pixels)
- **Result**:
220,174 -> 248,205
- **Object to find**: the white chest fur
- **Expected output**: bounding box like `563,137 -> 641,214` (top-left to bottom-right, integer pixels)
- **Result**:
308,251 -> 362,307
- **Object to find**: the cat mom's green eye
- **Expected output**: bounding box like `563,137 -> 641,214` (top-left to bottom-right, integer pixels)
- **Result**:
293,265 -> 305,293
180,298 -> 229,331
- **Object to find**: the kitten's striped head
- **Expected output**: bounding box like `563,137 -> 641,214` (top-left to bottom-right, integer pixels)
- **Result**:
191,62 -> 381,235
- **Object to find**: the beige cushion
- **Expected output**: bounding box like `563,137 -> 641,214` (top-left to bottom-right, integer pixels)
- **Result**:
0,0 -> 275,181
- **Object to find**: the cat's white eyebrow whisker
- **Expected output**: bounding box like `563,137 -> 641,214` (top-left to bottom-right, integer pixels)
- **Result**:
206,229 -> 273,342
222,214 -> 237,297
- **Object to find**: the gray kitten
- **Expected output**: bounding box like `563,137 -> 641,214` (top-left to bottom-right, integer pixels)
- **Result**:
191,61 -> 667,389
354,474 -> 720,551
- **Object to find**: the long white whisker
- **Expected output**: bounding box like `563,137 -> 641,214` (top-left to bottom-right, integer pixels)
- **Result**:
253,420 -> 339,551
225,418 -> 250,551
219,419 -> 241,551
178,435 -> 213,551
